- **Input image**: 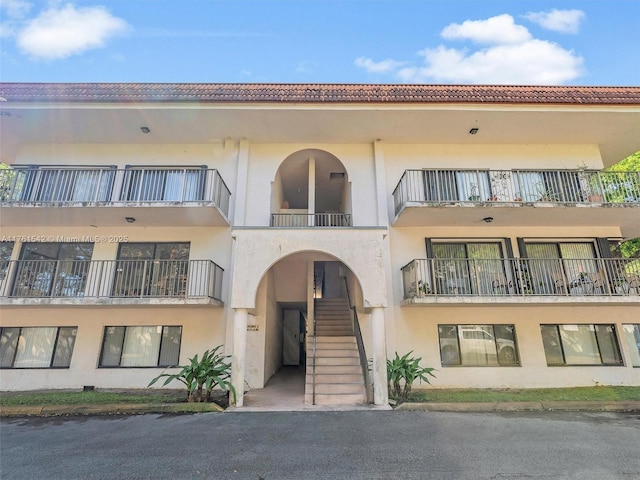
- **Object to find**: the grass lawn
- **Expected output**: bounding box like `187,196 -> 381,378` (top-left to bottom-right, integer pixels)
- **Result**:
2,386 -> 638,407
0,389 -> 187,407
405,386 -> 640,403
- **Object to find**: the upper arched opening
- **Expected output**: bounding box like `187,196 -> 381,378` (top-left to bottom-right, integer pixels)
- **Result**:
272,149 -> 350,219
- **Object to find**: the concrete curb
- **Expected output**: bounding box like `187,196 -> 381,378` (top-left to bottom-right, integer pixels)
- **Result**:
2,401 -> 639,417
395,401 -> 640,412
0,402 -> 224,417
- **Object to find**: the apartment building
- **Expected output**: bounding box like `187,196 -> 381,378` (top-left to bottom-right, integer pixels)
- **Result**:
1,83 -> 639,408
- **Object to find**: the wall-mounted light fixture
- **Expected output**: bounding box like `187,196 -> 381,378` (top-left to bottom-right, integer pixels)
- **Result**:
140,126 -> 151,134
125,217 -> 136,223
483,216 -> 494,223
469,128 -> 479,135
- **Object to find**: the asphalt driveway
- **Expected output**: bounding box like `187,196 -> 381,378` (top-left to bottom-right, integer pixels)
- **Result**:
2,410 -> 639,479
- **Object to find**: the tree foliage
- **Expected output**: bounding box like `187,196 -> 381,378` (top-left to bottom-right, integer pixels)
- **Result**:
607,151 -> 640,258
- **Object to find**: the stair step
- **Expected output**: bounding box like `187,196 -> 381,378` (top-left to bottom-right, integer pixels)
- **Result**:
307,373 -> 363,383
311,337 -> 358,350
315,329 -> 354,335
305,393 -> 366,405
314,346 -> 358,355
314,349 -> 359,357
314,336 -> 356,343
314,357 -> 360,366
306,383 -> 365,394
312,365 -> 362,375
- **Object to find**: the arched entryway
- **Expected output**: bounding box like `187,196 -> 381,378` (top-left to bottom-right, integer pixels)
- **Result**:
229,230 -> 389,408
239,251 -> 369,409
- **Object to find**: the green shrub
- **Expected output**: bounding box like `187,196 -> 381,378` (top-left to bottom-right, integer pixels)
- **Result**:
148,346 -> 235,403
387,351 -> 436,400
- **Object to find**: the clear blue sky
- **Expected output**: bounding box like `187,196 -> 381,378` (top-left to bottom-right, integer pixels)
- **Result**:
0,0 -> 638,85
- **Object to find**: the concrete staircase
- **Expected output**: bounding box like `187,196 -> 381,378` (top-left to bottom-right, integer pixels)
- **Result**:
305,298 -> 367,405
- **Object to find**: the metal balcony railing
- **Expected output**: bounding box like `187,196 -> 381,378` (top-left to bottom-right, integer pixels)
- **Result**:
0,166 -> 231,218
0,259 -> 224,301
393,169 -> 640,215
401,257 -> 640,299
270,213 -> 352,227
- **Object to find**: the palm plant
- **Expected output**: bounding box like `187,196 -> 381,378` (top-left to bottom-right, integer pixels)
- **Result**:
148,346 -> 235,403
387,351 -> 436,400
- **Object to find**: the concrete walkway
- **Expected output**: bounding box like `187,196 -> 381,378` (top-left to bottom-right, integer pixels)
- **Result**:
230,365 -> 390,412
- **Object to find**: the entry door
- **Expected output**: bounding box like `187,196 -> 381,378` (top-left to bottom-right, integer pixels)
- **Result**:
283,310 -> 301,365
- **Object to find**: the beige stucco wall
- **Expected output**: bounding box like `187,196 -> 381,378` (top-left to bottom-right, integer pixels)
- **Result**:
243,144 -> 378,227
0,306 -> 225,391
230,228 -> 388,309
263,271 -> 283,386
393,304 -> 640,389
2,138 -> 638,392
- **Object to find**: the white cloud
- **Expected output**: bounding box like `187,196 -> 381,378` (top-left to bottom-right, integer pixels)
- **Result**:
398,41 -> 583,85
524,9 -> 585,34
442,14 -> 531,45
16,3 -> 128,60
354,56 -> 405,74
355,14 -> 584,85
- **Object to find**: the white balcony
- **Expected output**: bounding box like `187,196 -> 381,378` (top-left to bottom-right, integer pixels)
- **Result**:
392,169 -> 640,236
0,166 -> 231,227
0,259 -> 224,306
401,257 -> 640,305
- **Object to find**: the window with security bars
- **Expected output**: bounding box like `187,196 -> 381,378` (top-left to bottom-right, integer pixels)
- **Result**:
12,242 -> 94,298
431,242 -> 508,295
99,326 -> 182,367
112,243 -> 190,298
0,326 -> 77,368
522,242 -> 598,295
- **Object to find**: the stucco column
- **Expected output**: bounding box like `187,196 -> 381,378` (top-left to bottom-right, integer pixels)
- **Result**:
373,139 -> 389,227
231,308 -> 248,407
233,139 -> 250,226
371,306 -> 388,405
308,157 -> 316,223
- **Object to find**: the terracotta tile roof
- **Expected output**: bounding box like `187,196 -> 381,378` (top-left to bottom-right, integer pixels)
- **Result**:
1,83 -> 639,105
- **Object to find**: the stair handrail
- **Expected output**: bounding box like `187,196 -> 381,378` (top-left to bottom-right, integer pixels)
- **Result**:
342,278 -> 373,404
312,294 -> 317,405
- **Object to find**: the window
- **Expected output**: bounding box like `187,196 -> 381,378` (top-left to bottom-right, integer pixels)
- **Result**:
423,170 -> 491,202
120,167 -> 205,202
622,325 -> 640,367
438,325 -> 519,366
12,242 -> 94,297
11,166 -> 115,203
522,242 -> 598,295
541,324 -> 622,366
99,326 -> 182,367
430,241 -> 508,295
513,170 -> 582,202
112,243 -> 190,297
0,326 -> 77,368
